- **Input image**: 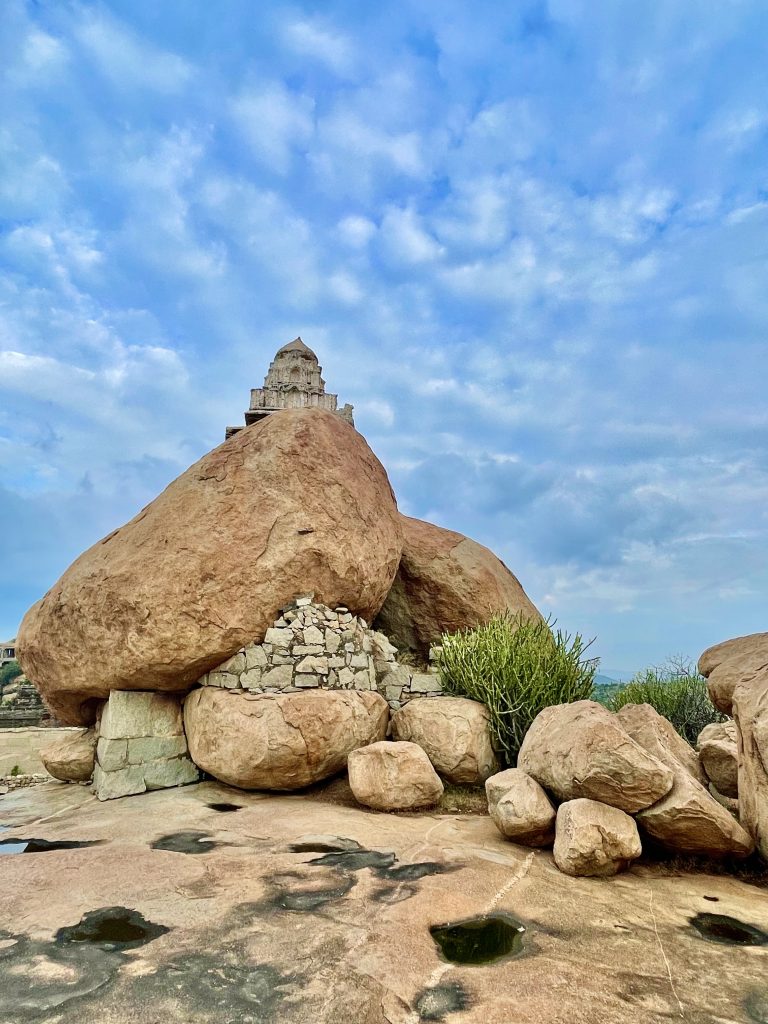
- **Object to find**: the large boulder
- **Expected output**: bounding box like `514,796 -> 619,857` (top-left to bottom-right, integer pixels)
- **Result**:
698,632 -> 768,715
184,688 -> 389,790
485,768 -> 556,846
553,799 -> 641,877
732,669 -> 768,859
40,728 -> 96,783
347,740 -> 444,810
619,703 -> 753,857
698,720 -> 738,798
390,696 -> 498,783
374,515 -> 540,658
517,701 -> 673,813
17,409 -> 403,724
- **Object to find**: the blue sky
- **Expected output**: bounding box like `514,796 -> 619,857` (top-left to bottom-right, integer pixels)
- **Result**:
1,1 -> 766,675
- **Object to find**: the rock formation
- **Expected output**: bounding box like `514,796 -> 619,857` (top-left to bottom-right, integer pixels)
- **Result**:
347,740 -> 444,810
731,668 -> 768,859
517,701 -> 674,813
40,728 -> 96,783
17,409 -> 403,724
390,696 -> 498,783
553,799 -> 642,877
698,631 -> 768,714
698,720 -> 738,798
485,768 -> 556,846
374,515 -> 541,658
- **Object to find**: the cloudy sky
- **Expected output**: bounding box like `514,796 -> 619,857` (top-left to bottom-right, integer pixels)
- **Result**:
1,1 -> 766,675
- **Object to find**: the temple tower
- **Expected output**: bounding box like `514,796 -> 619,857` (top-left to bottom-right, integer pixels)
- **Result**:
225,338 -> 354,439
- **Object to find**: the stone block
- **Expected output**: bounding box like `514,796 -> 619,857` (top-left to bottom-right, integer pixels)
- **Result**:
219,652 -> 246,674
127,735 -> 188,764
93,763 -> 146,801
349,654 -> 369,669
271,654 -> 293,665
296,656 -> 329,674
245,646 -> 268,671
303,625 -> 325,645
409,673 -> 443,694
262,665 -> 293,688
294,674 -> 321,688
96,737 -> 128,772
293,645 -> 324,656
208,671 -> 238,688
338,667 -> 355,688
241,668 -> 263,689
264,627 -> 294,646
144,756 -> 199,791
99,691 -> 183,740
385,684 -> 404,702
325,632 -> 341,654
354,670 -> 373,690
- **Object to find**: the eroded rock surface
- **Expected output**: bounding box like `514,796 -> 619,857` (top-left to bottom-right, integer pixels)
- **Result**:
374,515 -> 540,658
17,409 -> 403,724
348,740 -> 444,810
699,632 -> 768,715
698,720 -> 738,798
553,798 -> 641,877
485,768 -> 555,846
390,697 -> 498,783
40,728 -> 96,783
616,703 -> 706,785
732,668 -> 768,859
184,688 -> 389,790
517,701 -> 673,813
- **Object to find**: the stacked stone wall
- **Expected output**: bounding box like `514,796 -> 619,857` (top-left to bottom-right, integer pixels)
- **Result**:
197,597 -> 443,709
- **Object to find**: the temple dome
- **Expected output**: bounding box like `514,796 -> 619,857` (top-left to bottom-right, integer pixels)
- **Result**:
276,337 -> 317,360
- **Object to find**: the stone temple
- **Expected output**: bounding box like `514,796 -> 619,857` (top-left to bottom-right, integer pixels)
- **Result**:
225,337 -> 354,439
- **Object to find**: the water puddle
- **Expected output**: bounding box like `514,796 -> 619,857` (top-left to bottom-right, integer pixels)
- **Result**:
0,838 -> 103,855
690,912 -> 768,946
308,849 -> 396,871
289,835 -> 363,854
206,802 -> 243,813
55,907 -> 169,951
151,831 -> 218,854
430,913 -> 526,965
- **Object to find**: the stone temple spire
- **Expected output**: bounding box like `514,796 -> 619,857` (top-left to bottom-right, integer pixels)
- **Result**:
225,338 -> 354,439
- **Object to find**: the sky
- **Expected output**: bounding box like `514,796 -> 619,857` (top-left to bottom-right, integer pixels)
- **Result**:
1,1 -> 767,676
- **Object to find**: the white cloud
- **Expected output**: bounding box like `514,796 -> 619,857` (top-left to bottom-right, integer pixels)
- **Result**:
283,18 -> 356,76
337,215 -> 377,248
380,205 -> 443,264
231,82 -> 315,173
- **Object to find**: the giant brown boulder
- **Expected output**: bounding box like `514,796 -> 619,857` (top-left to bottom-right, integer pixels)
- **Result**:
17,409 -> 403,724
517,701 -> 674,813
184,688 -> 389,790
374,515 -> 541,657
732,669 -> 768,858
698,632 -> 768,715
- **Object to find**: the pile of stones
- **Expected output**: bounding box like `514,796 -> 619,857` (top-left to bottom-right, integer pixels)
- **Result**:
197,597 -> 443,710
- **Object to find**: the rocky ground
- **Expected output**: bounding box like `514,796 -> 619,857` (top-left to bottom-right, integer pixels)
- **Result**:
2,781 -> 768,1024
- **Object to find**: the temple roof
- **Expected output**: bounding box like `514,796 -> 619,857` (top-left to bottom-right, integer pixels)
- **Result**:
276,337 -> 317,360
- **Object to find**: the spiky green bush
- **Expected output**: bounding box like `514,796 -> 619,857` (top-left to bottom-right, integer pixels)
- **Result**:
606,658 -> 726,745
436,614 -> 597,767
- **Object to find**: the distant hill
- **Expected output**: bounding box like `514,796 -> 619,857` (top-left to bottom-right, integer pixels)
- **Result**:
594,673 -> 622,686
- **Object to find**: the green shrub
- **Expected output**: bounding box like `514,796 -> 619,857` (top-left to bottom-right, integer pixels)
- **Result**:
436,614 -> 598,767
0,660 -> 22,690
606,657 -> 727,745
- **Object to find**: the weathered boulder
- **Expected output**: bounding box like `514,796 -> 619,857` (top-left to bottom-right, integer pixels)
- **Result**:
620,703 -> 753,857
732,669 -> 768,859
374,515 -> 540,658
184,688 -> 389,791
17,409 -> 403,724
390,696 -> 498,783
553,799 -> 642,877
517,701 -> 673,813
485,768 -> 555,846
699,632 -> 768,715
698,720 -> 738,798
347,740 -> 444,810
40,728 -> 96,783
616,704 -> 706,786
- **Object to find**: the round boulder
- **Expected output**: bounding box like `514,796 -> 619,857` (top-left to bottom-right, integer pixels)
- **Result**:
517,701 -> 674,813
553,799 -> 642,877
348,740 -> 444,810
390,696 -> 498,783
485,768 -> 555,846
698,632 -> 768,715
17,409 -> 403,724
374,515 -> 541,658
184,688 -> 389,790
698,720 -> 738,798
40,728 -> 96,783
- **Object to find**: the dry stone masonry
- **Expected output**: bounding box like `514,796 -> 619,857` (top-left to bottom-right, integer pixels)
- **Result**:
196,597 -> 443,710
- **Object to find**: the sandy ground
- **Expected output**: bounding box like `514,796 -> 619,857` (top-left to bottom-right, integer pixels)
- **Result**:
1,780 -> 768,1024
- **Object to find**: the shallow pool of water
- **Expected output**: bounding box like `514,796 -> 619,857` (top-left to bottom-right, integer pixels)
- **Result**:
430,913 -> 526,965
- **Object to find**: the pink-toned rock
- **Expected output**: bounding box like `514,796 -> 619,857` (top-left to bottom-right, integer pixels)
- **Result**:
698,720 -> 738,798
184,688 -> 389,790
17,409 -> 403,724
553,799 -> 641,877
698,632 -> 768,715
485,768 -> 555,846
517,701 -> 673,813
347,741 -> 444,810
374,515 -> 541,657
390,696 -> 498,783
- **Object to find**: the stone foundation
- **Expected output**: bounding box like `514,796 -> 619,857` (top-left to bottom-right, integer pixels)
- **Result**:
93,691 -> 198,801
197,597 -> 443,709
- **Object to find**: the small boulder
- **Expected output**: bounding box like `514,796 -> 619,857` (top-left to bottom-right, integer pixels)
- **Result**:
390,696 -> 498,783
698,632 -> 768,715
517,701 -> 673,813
553,799 -> 642,877
348,740 -> 444,810
184,688 -> 388,790
620,704 -> 752,857
485,768 -> 555,846
698,720 -> 738,798
374,515 -> 541,658
40,728 -> 96,782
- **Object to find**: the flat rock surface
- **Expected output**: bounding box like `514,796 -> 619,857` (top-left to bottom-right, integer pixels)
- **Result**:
1,782 -> 768,1023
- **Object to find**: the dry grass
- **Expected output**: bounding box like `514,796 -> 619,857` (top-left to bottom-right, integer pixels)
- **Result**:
304,775 -> 488,816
